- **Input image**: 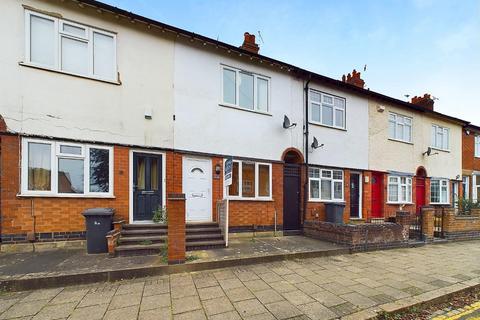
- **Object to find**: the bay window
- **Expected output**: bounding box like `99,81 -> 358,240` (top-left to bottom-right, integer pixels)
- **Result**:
309,168 -> 344,201
309,90 -> 346,129
431,125 -> 449,150
222,66 -> 269,113
430,179 -> 449,204
22,139 -> 113,196
387,176 -> 412,203
25,10 -> 117,82
227,160 -> 271,199
388,113 -> 412,143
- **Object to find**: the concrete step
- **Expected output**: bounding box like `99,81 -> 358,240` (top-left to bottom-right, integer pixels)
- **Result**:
115,243 -> 164,257
123,223 -> 167,230
186,222 -> 219,228
186,227 -> 222,234
119,235 -> 167,245
186,240 -> 226,251
186,233 -> 223,242
121,229 -> 167,237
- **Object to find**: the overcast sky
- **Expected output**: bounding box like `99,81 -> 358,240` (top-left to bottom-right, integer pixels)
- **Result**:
102,0 -> 479,124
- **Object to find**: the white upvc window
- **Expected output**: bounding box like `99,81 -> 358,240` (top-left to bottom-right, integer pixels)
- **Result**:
226,160 -> 272,199
388,112 -> 412,143
430,178 -> 449,204
309,90 -> 346,129
475,136 -> 480,158
462,176 -> 470,200
21,138 -> 114,197
473,174 -> 480,201
309,168 -> 344,201
387,176 -> 412,203
222,66 -> 270,113
25,10 -> 117,82
431,124 -> 450,151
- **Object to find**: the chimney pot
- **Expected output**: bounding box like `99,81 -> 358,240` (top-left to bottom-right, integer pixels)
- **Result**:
411,93 -> 434,111
341,69 -> 365,88
240,32 -> 260,54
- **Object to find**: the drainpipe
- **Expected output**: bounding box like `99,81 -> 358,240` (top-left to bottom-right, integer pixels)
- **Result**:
303,78 -> 311,224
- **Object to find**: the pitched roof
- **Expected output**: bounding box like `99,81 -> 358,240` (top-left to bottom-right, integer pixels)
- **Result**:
77,0 -> 469,126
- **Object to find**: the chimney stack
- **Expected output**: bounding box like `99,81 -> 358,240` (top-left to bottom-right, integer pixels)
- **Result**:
341,69 -> 365,89
411,94 -> 434,111
239,32 -> 259,54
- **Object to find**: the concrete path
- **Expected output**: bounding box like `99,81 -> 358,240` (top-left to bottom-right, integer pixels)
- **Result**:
0,240 -> 479,319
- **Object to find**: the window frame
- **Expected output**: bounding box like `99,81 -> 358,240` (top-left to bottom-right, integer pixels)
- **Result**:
224,160 -> 272,200
221,65 -> 271,114
24,9 -> 118,83
308,89 -> 346,130
462,176 -> 470,200
21,138 -> 114,197
387,175 -> 413,204
475,136 -> 480,158
430,178 -> 450,204
431,124 -> 450,151
388,112 -> 412,143
308,167 -> 344,202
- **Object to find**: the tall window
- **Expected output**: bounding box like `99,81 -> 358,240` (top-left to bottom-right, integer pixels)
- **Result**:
475,136 -> 480,157
430,178 -> 449,204
431,125 -> 449,150
309,168 -> 343,201
25,10 -> 117,81
222,66 -> 269,112
388,113 -> 412,143
309,90 -> 346,129
22,139 -> 113,196
462,176 -> 470,200
387,176 -> 412,203
227,161 -> 271,199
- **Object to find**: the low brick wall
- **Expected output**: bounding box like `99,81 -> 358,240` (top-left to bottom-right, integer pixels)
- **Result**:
303,220 -> 408,252
442,208 -> 480,240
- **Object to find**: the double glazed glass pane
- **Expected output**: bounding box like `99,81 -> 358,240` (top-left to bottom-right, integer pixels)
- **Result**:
310,180 -> 319,198
63,23 -> 86,37
335,109 -> 344,127
89,148 -> 109,193
309,168 -> 320,178
223,69 -> 236,105
321,179 -> 331,199
333,181 -> 342,199
61,36 -> 88,75
322,104 -> 333,126
257,78 -> 268,112
93,32 -> 115,79
239,72 -> 254,109
228,162 -> 240,196
389,183 -> 398,202
30,15 -> 55,67
241,162 -> 255,197
28,142 -> 52,191
58,158 -> 84,193
431,180 -> 440,203
60,145 -> 82,155
311,103 -> 321,122
258,164 -> 270,197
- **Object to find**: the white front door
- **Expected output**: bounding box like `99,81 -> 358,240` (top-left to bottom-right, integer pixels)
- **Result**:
183,157 -> 212,222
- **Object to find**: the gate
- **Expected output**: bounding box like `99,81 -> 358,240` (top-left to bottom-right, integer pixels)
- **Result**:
409,213 -> 422,240
433,208 -> 445,239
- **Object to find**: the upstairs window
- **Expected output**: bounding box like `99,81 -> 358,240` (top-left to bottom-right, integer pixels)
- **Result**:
309,168 -> 344,201
431,125 -> 449,150
430,178 -> 449,204
222,66 -> 269,113
387,176 -> 412,203
25,10 -> 117,82
22,138 -> 113,196
475,136 -> 480,157
309,90 -> 346,129
389,113 -> 412,143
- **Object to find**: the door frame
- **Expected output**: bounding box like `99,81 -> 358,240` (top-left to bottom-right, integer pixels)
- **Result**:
350,171 -> 363,219
182,156 -> 213,222
129,149 -> 166,224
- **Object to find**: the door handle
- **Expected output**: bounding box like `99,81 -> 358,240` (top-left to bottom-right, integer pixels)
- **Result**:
192,193 -> 203,198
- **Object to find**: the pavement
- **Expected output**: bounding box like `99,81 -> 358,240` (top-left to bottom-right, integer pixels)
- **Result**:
0,240 -> 479,319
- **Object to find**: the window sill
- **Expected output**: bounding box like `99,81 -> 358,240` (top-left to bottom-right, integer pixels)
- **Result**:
430,146 -> 450,153
308,199 -> 345,203
17,193 -> 115,199
219,103 -> 272,116
309,121 -> 346,131
227,197 -> 273,202
19,62 -> 121,86
388,138 -> 413,145
386,202 -> 414,205
430,202 -> 450,206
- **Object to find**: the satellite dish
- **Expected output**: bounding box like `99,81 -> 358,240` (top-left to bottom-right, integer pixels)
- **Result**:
311,137 -> 324,149
423,147 -> 434,156
283,115 -> 296,129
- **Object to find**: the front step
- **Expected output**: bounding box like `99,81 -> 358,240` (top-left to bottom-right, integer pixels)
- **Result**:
187,240 -> 226,251
115,243 -> 164,257
119,235 -> 166,245
121,229 -> 167,237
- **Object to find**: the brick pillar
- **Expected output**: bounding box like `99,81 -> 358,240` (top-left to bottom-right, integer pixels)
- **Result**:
421,206 -> 435,241
167,193 -> 186,265
442,208 -> 455,234
396,211 -> 410,240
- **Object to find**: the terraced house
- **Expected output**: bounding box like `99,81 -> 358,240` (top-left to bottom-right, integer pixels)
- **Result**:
0,0 -> 475,255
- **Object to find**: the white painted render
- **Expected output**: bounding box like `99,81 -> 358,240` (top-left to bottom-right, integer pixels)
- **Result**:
173,41 -> 370,167
0,0 -> 174,148
368,100 -> 462,180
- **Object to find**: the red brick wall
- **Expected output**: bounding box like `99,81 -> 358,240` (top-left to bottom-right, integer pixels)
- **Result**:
0,134 -> 129,240
463,131 -> 480,171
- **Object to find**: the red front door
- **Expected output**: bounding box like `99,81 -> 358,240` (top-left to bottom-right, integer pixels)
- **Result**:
371,172 -> 383,218
416,177 -> 425,214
